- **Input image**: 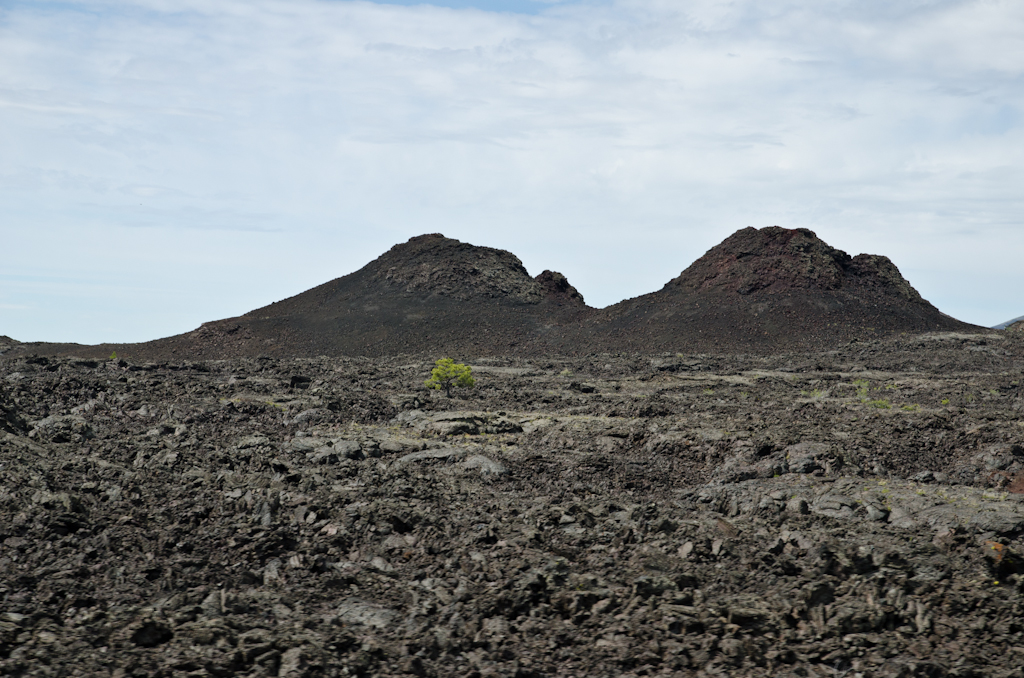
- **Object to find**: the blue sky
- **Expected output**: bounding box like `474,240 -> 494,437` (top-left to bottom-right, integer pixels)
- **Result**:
2,0 -> 1023,343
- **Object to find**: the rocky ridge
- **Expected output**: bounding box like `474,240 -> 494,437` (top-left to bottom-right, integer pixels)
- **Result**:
0,337 -> 20,355
366,234 -> 581,306
666,227 -> 923,301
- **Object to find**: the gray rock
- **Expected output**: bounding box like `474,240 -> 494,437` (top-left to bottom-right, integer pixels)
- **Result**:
291,408 -> 324,423
786,496 -> 809,514
378,439 -> 408,453
333,440 -> 363,460
865,504 -> 890,521
391,409 -> 425,426
236,435 -> 271,449
288,437 -> 326,453
977,443 -> 1022,471
279,646 -> 311,677
460,455 -> 507,476
887,507 -> 918,529
393,447 -> 467,466
309,447 -> 339,464
335,600 -> 397,629
30,415 -> 93,443
812,493 -> 857,519
430,420 -> 479,436
201,590 -> 224,617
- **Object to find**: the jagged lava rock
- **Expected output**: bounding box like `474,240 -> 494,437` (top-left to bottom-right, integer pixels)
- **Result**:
369,233 -> 549,303
669,226 -> 922,300
0,336 -> 20,355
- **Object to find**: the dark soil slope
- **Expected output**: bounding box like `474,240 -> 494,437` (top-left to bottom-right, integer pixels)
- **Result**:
111,234 -> 590,360
592,226 -> 975,352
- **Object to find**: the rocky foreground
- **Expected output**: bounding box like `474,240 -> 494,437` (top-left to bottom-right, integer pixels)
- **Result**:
2,331 -> 1024,677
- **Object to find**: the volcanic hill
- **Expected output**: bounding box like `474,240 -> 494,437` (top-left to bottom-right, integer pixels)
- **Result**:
143,233 -> 589,359
996,315 -> 1024,330
11,227 -> 980,360
592,226 -> 973,352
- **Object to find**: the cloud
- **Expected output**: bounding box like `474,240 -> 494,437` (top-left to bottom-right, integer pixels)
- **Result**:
359,0 -> 569,13
1,0 -> 1022,343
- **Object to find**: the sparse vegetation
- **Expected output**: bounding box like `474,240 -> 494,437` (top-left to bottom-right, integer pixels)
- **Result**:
853,379 -> 870,400
424,358 -> 476,397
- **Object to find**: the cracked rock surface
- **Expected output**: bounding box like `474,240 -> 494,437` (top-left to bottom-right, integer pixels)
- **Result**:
2,331 -> 1024,677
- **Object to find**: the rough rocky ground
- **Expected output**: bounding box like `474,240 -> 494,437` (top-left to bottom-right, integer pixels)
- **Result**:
3,331 -> 1024,677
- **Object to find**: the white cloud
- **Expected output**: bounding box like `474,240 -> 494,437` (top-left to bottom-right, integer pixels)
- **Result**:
0,0 -> 1022,343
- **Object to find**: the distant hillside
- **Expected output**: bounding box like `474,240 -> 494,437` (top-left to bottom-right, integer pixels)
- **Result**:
591,226 -> 974,353
0,336 -> 20,355
994,315 -> 1024,330
7,227 -> 985,360
27,234 -> 592,360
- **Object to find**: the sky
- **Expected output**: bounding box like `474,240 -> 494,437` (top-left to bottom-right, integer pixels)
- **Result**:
1,0 -> 1023,344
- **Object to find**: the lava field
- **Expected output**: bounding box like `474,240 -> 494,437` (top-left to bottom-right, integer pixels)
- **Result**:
2,331 -> 1024,677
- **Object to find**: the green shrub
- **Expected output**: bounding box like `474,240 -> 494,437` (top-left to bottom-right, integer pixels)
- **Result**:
853,379 -> 870,400
424,358 -> 475,397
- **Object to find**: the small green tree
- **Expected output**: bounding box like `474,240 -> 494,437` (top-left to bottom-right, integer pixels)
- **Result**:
424,358 -> 475,397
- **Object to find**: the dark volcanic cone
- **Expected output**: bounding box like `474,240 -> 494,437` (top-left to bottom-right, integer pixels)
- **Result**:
116,234 -> 591,359
593,226 -> 976,352
11,227 -> 984,361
